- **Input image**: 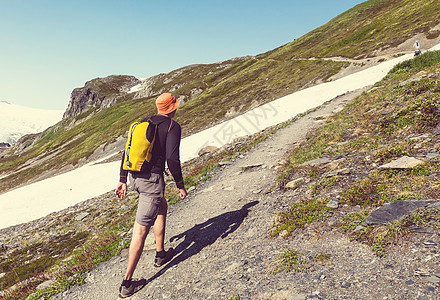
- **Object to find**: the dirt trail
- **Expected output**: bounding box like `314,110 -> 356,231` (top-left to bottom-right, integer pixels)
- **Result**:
49,88 -> 376,300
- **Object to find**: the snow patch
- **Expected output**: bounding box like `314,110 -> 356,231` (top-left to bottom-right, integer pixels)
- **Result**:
129,78 -> 148,93
0,45 -> 439,229
129,84 -> 143,93
0,102 -> 64,144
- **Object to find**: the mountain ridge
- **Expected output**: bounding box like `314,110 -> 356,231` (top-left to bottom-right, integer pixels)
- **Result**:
1,1 -> 440,298
1,0 -> 439,196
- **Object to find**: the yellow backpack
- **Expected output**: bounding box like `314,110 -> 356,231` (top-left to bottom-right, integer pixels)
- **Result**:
122,119 -> 157,172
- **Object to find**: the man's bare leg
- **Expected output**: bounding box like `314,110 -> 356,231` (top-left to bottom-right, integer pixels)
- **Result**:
124,221 -> 150,280
153,197 -> 168,252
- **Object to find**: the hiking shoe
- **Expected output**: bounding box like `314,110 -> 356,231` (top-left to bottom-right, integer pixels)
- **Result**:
154,248 -> 175,267
119,278 -> 147,298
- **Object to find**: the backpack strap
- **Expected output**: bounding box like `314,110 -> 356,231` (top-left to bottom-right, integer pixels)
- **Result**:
168,119 -> 173,133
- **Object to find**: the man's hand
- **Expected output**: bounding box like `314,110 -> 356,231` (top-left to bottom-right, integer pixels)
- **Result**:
115,182 -> 127,200
179,188 -> 187,199
170,232 -> 184,243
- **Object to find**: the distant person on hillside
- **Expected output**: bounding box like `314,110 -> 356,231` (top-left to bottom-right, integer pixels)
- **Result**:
115,92 -> 187,298
414,40 -> 421,56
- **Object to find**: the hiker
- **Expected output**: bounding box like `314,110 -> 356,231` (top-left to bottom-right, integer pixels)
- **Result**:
414,40 -> 421,56
115,92 -> 187,298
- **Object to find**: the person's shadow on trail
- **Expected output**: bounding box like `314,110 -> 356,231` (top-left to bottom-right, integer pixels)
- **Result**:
147,201 -> 259,282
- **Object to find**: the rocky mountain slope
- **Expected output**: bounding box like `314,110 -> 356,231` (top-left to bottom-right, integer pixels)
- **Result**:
1,0 -> 440,299
63,75 -> 140,119
1,0 -> 440,197
2,60 -> 440,298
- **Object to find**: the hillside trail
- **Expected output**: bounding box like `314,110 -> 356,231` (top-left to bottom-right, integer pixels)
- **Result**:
50,87 -> 365,300
50,86 -> 437,300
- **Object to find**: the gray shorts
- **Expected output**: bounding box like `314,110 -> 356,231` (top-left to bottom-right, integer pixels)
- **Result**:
129,172 -> 165,226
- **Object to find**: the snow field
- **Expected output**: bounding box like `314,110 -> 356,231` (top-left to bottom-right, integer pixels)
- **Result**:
1,44 -> 439,229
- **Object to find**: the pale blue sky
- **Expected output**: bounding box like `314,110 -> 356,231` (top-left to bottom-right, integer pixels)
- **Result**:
0,0 -> 365,110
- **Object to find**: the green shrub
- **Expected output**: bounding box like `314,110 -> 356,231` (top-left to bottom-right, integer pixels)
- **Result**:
272,198 -> 332,238
270,248 -> 310,274
390,50 -> 440,74
342,210 -> 370,231
342,178 -> 383,206
372,143 -> 412,164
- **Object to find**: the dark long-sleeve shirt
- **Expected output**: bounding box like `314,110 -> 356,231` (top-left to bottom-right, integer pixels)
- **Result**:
119,115 -> 185,189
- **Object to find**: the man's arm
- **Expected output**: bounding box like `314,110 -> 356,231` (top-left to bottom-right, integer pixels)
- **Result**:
166,123 -> 186,198
116,151 -> 128,199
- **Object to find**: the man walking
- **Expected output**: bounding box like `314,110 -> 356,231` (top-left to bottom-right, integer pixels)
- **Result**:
115,92 -> 187,298
414,40 -> 421,56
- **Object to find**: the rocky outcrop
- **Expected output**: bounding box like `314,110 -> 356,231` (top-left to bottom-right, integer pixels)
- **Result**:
363,199 -> 440,226
198,145 -> 218,156
131,73 -> 167,99
13,132 -> 44,153
378,156 -> 425,169
63,75 -> 140,119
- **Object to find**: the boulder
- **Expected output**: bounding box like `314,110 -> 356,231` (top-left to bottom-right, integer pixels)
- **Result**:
378,156 -> 424,169
241,163 -> 264,172
326,199 -> 340,209
74,212 -> 89,221
300,157 -> 332,167
323,168 -> 351,177
363,199 -> 440,226
198,146 -> 218,156
36,279 -> 56,290
285,178 -> 304,190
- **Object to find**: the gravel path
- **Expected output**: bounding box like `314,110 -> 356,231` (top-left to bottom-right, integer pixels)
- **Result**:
50,87 -> 440,300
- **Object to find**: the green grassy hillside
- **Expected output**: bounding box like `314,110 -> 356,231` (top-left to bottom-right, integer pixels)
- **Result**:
1,0 -> 439,193
275,50 -> 440,256
3,48 -> 440,300
2,5 -> 440,298
260,0 -> 440,60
